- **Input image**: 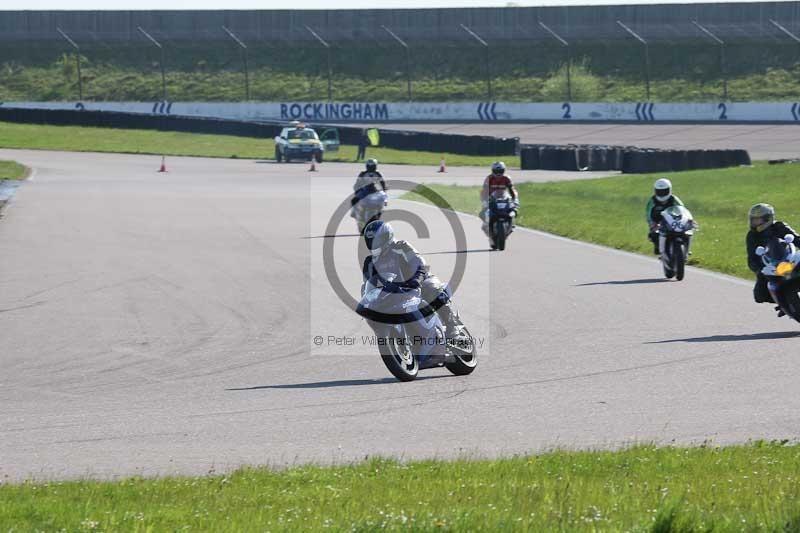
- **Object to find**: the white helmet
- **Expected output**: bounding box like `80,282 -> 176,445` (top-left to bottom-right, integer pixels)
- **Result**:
654,178 -> 672,203
491,161 -> 506,175
363,220 -> 394,258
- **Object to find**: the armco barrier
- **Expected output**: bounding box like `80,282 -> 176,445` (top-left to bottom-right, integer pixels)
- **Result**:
8,101 -> 800,123
520,144 -> 751,173
0,107 -> 519,157
0,107 -> 283,139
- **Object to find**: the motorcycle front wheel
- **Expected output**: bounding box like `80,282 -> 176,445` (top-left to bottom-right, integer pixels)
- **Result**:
662,239 -> 675,279
662,260 -> 675,279
378,328 -> 419,382
674,241 -> 686,281
778,278 -> 800,323
494,220 -> 506,251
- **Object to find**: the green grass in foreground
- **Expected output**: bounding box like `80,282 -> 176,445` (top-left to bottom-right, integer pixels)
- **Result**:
1,443 -> 799,531
0,121 -> 516,168
406,163 -> 800,279
0,160 -> 26,180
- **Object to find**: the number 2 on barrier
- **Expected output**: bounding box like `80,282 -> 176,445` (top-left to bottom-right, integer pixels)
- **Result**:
562,103 -> 572,119
718,103 -> 728,120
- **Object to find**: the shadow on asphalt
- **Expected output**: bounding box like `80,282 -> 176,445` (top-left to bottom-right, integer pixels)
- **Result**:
301,233 -> 361,239
574,278 -> 670,287
227,375 -> 449,391
425,249 -> 495,255
646,331 -> 800,344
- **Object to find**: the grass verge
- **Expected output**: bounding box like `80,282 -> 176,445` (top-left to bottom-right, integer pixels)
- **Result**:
405,163 -> 800,279
0,160 -> 27,180
0,121 -> 517,168
1,443 -> 799,531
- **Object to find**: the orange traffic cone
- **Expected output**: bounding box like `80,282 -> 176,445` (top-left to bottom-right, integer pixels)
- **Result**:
308,155 -> 318,172
158,155 -> 167,173
438,154 -> 446,173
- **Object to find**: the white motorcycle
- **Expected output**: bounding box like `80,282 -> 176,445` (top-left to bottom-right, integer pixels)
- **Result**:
356,274 -> 478,382
658,205 -> 697,281
352,190 -> 388,233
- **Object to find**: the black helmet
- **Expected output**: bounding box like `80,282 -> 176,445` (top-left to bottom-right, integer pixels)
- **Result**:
366,159 -> 378,172
749,203 -> 775,232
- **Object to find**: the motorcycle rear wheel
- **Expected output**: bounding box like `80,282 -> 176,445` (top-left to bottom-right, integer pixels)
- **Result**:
445,325 -> 478,376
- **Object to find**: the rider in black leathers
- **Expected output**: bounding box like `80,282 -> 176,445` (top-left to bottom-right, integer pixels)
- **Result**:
746,203 -> 799,307
350,159 -> 386,208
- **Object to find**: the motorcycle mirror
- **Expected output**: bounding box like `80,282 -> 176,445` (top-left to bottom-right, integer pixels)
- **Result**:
785,234 -> 795,244
756,246 -> 767,256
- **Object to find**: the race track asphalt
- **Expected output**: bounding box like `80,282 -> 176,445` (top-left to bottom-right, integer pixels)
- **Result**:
1,148 -> 798,481
361,123 -> 800,161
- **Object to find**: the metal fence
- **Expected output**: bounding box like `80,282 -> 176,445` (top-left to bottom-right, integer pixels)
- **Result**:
2,3 -> 800,42
2,3 -> 800,102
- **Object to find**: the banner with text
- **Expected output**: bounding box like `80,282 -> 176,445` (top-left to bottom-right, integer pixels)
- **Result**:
5,101 -> 800,123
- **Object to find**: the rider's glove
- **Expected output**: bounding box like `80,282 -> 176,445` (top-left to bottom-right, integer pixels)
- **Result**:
404,278 -> 421,289
383,281 -> 401,293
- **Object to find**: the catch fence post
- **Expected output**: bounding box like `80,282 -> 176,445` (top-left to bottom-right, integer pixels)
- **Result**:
137,26 -> 167,101
460,24 -> 492,100
616,20 -> 650,101
382,25 -> 412,101
692,20 -> 727,101
222,25 -> 250,101
56,27 -> 83,100
305,25 -> 332,102
539,21 -> 571,101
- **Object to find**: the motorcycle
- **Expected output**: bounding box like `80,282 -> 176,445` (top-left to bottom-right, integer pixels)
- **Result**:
356,274 -> 478,382
756,234 -> 800,322
484,194 -> 517,251
658,205 -> 697,281
352,189 -> 388,233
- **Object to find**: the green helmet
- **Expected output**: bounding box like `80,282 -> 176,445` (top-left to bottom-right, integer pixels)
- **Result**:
749,203 -> 775,232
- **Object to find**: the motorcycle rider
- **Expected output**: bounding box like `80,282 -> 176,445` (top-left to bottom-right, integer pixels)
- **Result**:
746,203 -> 799,311
350,159 -> 387,225
480,161 -> 519,242
361,220 -> 458,338
646,178 -> 684,255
